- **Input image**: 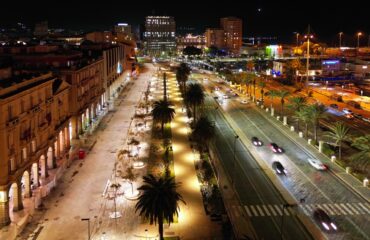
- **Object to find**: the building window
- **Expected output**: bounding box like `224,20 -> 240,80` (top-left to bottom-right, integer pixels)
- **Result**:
22,148 -> 27,161
31,140 -> 36,153
10,158 -> 16,173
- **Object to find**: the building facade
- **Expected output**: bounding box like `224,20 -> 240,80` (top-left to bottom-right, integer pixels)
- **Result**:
176,34 -> 205,53
205,28 -> 225,49
144,16 -> 176,56
220,17 -> 243,55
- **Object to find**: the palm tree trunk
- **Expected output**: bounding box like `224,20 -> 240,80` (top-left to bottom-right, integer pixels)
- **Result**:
339,143 -> 342,161
314,123 -> 318,141
261,89 -> 264,101
305,123 -> 308,137
193,103 -> 196,121
281,102 -> 284,116
161,121 -> 164,136
159,215 -> 164,240
297,120 -> 300,131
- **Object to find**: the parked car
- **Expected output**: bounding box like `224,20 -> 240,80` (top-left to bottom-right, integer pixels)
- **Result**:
269,143 -> 283,153
362,117 -> 370,123
308,158 -> 328,170
251,137 -> 263,146
329,103 -> 338,109
353,113 -> 363,119
313,208 -> 338,231
272,161 -> 287,175
342,108 -> 353,115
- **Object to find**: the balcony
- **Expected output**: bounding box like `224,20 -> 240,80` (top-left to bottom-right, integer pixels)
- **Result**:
6,117 -> 19,127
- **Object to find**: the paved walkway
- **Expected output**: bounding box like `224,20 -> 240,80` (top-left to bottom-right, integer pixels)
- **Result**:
160,71 -> 222,239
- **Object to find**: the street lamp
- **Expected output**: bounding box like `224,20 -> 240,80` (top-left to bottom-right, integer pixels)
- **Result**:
295,33 -> 300,47
304,33 -> 314,87
81,218 -> 91,240
232,135 -> 239,186
339,32 -> 343,48
357,32 -> 362,48
280,204 -> 295,240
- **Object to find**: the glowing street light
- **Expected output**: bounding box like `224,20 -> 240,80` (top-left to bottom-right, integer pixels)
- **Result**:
339,32 -> 343,48
304,32 -> 314,87
357,32 -> 362,48
295,33 -> 300,47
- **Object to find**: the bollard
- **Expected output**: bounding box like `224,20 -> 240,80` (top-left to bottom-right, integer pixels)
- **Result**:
319,141 -> 324,153
346,167 -> 351,174
260,105 -> 264,109
283,116 -> 288,126
276,116 -> 280,121
308,139 -> 312,145
266,108 -> 269,112
290,126 -> 295,132
271,108 -> 275,116
364,178 -> 369,187
299,132 -> 303,138
331,155 -> 336,163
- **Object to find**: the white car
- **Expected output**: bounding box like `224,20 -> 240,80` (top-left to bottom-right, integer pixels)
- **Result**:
342,108 -> 353,115
308,158 -> 328,170
223,95 -> 229,99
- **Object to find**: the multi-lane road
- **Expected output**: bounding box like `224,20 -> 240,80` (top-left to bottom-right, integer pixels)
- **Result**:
195,72 -> 370,240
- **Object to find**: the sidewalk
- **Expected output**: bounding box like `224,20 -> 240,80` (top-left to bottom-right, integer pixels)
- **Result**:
162,72 -> 222,239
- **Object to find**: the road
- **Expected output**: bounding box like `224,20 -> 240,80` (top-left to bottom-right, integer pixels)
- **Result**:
197,74 -> 370,240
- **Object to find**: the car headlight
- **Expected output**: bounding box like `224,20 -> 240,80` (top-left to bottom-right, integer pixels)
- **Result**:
331,223 -> 337,230
322,222 -> 330,231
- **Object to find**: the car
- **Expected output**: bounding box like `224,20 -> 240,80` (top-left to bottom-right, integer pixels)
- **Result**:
308,158 -> 328,170
272,161 -> 287,175
223,95 -> 229,99
353,113 -> 363,119
362,117 -> 370,123
251,137 -> 263,146
342,108 -> 353,114
241,99 -> 248,104
269,143 -> 283,153
313,208 -> 338,231
329,103 -> 338,109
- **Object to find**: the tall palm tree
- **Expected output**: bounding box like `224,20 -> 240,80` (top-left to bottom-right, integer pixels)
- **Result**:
306,103 -> 327,142
294,107 -> 310,135
259,81 -> 266,102
287,96 -> 307,113
266,90 -> 278,110
350,135 -> 370,171
185,83 -> 205,121
192,116 -> 215,152
176,63 -> 191,94
275,90 -> 290,116
325,122 -> 350,161
152,100 -> 176,135
136,174 -> 185,240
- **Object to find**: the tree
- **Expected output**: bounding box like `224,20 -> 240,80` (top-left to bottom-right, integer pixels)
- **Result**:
275,90 -> 290,116
266,90 -> 279,110
351,135 -> 370,171
294,107 -> 310,136
259,81 -> 266,102
152,100 -> 176,135
287,96 -> 307,113
246,60 -> 255,71
122,166 -> 137,195
176,63 -> 191,94
325,122 -> 350,161
183,46 -> 202,56
185,83 -> 205,121
136,174 -> 185,240
306,103 -> 327,142
192,117 -> 215,152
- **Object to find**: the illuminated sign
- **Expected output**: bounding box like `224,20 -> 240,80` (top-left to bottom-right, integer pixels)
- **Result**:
322,60 -> 339,65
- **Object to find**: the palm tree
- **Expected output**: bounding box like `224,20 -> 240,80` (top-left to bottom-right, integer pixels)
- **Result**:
275,90 -> 290,116
294,107 -> 310,135
325,122 -> 350,161
185,83 -> 205,121
306,103 -> 327,142
176,63 -> 191,94
136,174 -> 185,240
266,90 -> 278,110
287,96 -> 307,113
192,117 -> 215,152
259,81 -> 266,102
152,100 -> 176,135
246,60 -> 255,71
350,135 -> 370,171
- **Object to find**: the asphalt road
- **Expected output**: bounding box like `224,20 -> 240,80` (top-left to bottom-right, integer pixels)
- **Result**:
199,75 -> 370,240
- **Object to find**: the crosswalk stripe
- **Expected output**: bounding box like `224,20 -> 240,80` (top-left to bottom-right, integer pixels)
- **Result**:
274,205 -> 282,215
346,203 -> 360,215
283,207 -> 290,216
322,204 -> 335,215
357,203 -> 370,214
250,205 -> 258,216
262,205 -> 271,216
305,204 -> 314,212
300,205 -> 310,216
268,205 -> 277,216
334,204 -> 347,215
327,204 -> 340,215
244,206 -> 252,217
364,203 -> 370,212
340,203 -> 353,214
256,205 -> 265,216
351,204 -> 365,214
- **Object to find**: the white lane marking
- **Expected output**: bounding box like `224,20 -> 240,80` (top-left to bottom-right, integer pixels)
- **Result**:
358,203 -> 370,214
262,205 -> 271,216
256,205 -> 265,216
283,207 -> 290,216
340,203 -> 353,215
334,204 -> 347,215
351,204 -> 365,214
300,205 -> 310,216
326,204 -> 339,215
274,205 -> 282,216
346,203 -> 360,215
250,205 -> 258,216
268,204 -> 277,216
321,204 -> 335,215
244,206 -> 252,217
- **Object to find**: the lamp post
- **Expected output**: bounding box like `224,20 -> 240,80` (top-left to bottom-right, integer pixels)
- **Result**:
232,135 -> 239,187
296,33 -> 300,47
339,32 -> 343,48
81,218 -> 91,240
304,31 -> 313,87
280,204 -> 295,240
357,32 -> 362,48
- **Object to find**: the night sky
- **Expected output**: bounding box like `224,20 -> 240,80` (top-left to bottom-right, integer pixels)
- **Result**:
1,0 -> 369,44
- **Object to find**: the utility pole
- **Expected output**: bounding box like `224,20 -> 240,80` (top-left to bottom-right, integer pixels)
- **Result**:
304,25 -> 313,87
163,72 -> 167,101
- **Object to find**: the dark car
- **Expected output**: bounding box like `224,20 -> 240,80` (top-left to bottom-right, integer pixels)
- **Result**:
272,161 -> 287,175
353,113 -> 363,119
313,208 -> 338,231
329,103 -> 338,109
251,137 -> 263,146
269,143 -> 283,153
